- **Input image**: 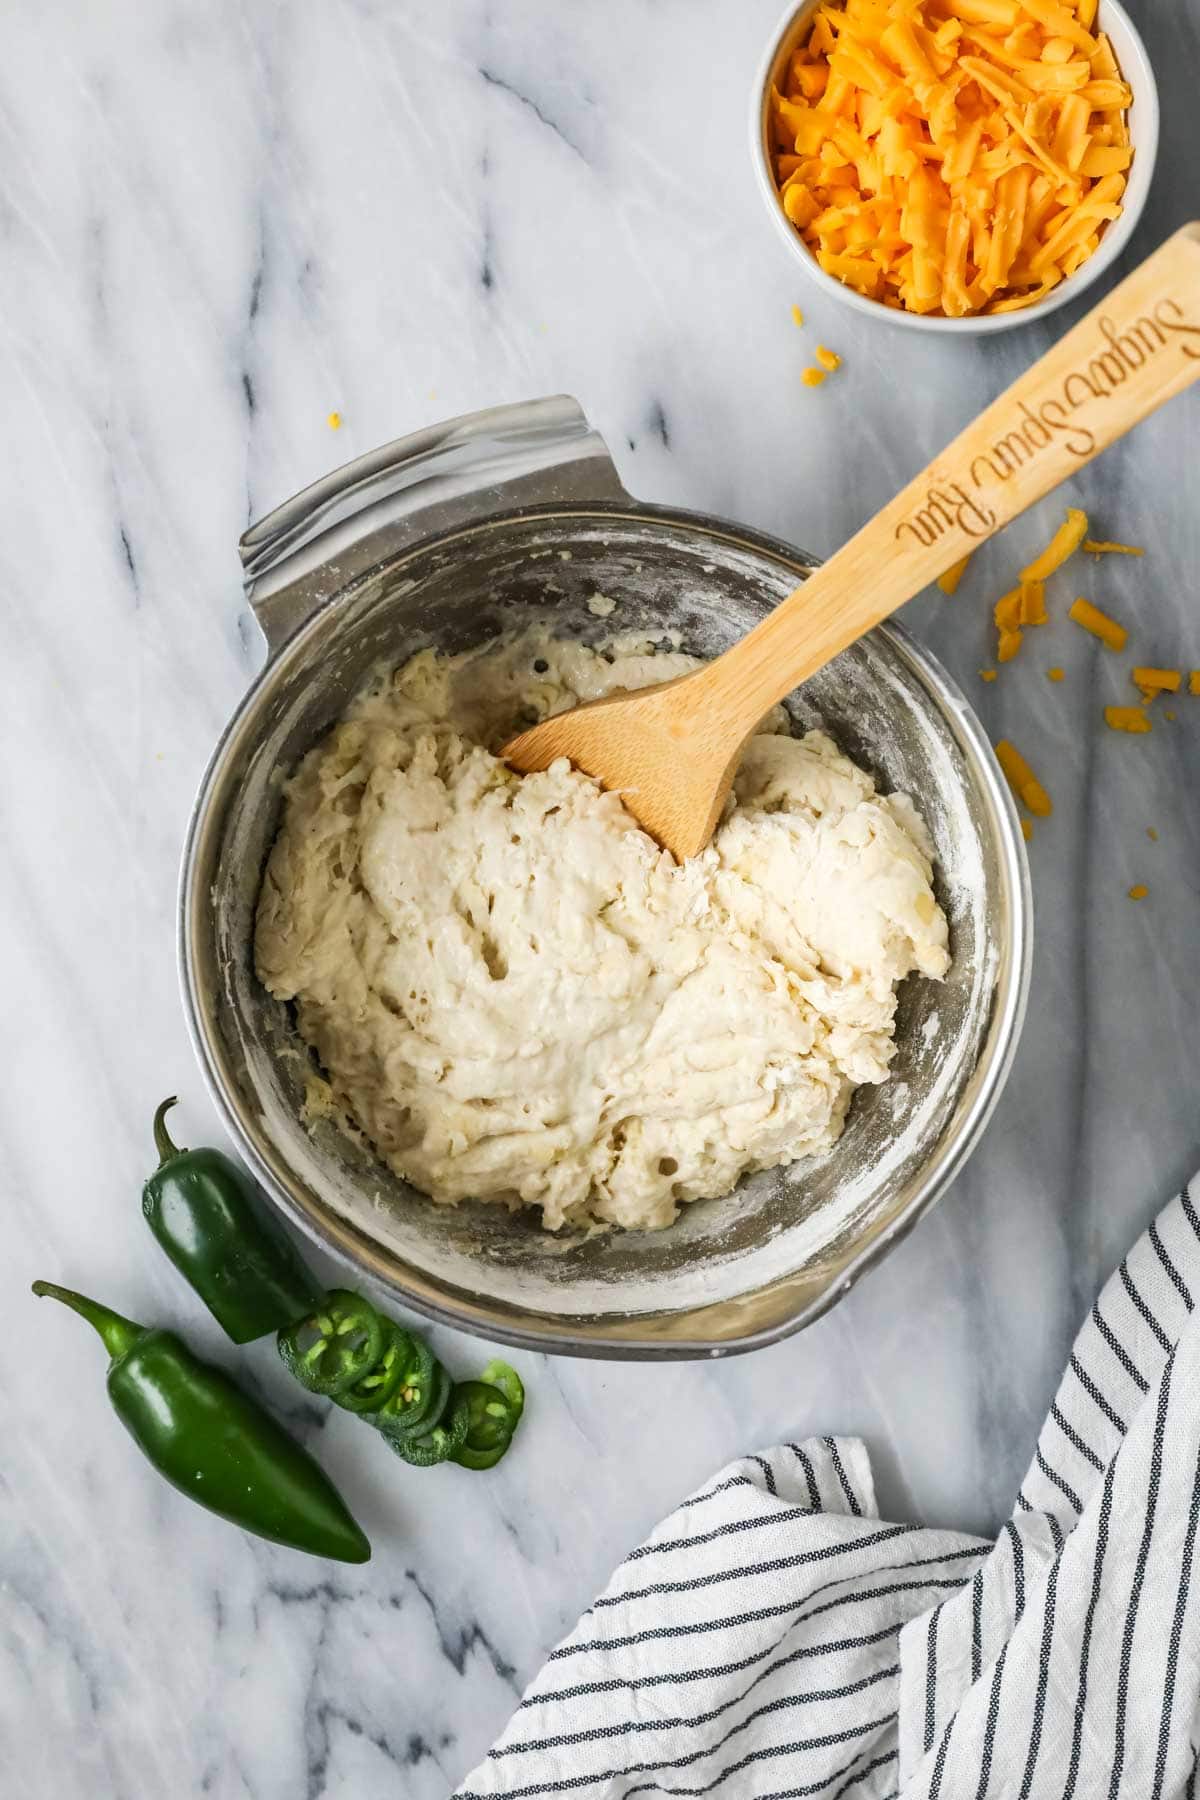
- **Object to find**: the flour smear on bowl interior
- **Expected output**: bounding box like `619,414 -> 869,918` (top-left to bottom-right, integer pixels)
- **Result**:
254,630 -> 950,1233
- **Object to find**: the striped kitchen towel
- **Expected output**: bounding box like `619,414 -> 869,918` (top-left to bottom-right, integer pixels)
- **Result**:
457,1181 -> 1200,1798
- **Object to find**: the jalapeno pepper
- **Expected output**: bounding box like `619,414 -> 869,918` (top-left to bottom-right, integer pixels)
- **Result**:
33,1280 -> 370,1563
143,1099 -> 321,1344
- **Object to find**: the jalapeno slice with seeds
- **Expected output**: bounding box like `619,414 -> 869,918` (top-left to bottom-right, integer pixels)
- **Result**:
337,1319 -> 414,1415
387,1391 -> 470,1467
370,1334 -> 439,1437
381,1359 -> 451,1443
278,1290 -> 384,1398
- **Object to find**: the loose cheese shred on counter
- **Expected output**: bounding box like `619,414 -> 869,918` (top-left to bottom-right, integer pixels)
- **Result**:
1048,667 -> 1065,682
1147,827 -> 1159,841
1021,818 -> 1034,843
1189,672 -> 1200,696
1069,596 -> 1127,652
1022,509 -> 1089,582
993,575 -> 1049,660
815,344 -> 842,370
327,411 -> 342,430
1105,705 -> 1151,734
1129,884 -> 1148,901
996,738 -> 1052,818
1132,667 -> 1181,699
995,588 -> 1022,631
1084,540 -> 1144,557
802,366 -> 828,387
791,304 -> 805,326
979,668 -> 998,682
767,2 -> 1131,317
938,552 -> 972,596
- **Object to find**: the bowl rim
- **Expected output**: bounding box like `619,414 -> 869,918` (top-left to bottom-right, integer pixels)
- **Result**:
749,0 -> 1161,334
179,499 -> 1033,1359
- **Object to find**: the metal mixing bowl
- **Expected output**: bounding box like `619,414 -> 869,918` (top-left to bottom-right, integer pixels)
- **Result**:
180,396 -> 1030,1358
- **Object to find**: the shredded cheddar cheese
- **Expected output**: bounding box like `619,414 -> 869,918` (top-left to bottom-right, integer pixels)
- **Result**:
767,1 -> 1131,317
1129,885 -> 1148,901
1022,509 -> 1089,582
1132,667 -> 1181,700
1147,827 -> 1159,841
327,411 -> 343,430
1069,596 -> 1127,652
1189,672 -> 1200,696
815,344 -> 843,370
979,668 -> 998,681
791,304 -> 806,326
996,739 -> 1052,818
1021,818 -> 1034,842
938,552 -> 972,595
1104,705 -> 1151,733
1084,540 -> 1144,557
994,588 -> 1022,631
991,568 -> 1053,660
1047,667 -> 1065,682
802,366 -> 828,387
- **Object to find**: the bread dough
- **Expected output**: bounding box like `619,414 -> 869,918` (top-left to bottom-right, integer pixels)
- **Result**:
255,631 -> 950,1232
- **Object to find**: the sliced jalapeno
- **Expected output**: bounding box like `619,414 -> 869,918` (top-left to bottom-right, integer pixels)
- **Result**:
378,1360 -> 451,1443
370,1335 -> 438,1438
449,1377 -> 520,1471
478,1360 -> 525,1424
454,1380 -> 518,1450
387,1391 -> 470,1467
278,1290 -> 384,1398
271,1287 -> 528,1477
453,1438 -> 511,1471
337,1320 -> 414,1415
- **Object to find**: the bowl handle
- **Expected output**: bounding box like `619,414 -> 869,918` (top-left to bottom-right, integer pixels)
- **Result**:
240,395 -> 632,654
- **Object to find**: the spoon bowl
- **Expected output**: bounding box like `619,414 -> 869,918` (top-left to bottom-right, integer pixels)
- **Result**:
504,665 -> 746,861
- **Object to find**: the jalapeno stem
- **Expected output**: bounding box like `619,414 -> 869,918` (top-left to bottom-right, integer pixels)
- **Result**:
32,1281 -> 145,1361
152,1096 -> 185,1168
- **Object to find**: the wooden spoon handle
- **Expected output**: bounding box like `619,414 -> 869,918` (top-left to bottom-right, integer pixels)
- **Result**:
707,223 -> 1200,737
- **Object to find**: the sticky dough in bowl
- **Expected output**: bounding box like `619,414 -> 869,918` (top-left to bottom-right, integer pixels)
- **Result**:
254,628 -> 951,1234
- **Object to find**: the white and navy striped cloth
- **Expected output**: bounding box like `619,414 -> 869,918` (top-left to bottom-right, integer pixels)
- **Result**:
458,1181 -> 1200,1798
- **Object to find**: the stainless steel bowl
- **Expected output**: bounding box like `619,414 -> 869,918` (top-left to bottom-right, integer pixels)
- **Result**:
180,396 -> 1031,1358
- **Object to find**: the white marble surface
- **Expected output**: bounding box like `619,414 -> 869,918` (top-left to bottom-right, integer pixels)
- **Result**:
4,0 -> 1200,1792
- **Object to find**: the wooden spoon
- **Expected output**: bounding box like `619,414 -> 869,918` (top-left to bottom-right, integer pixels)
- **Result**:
505,223 -> 1200,859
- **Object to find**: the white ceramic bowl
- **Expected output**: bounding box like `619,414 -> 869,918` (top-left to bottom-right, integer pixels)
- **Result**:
750,0 -> 1159,334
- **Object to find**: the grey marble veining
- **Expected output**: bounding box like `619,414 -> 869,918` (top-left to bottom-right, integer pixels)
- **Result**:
3,0 -> 1199,1792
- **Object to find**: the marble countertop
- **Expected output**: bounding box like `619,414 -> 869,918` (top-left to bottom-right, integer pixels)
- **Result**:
5,0 -> 1200,1792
